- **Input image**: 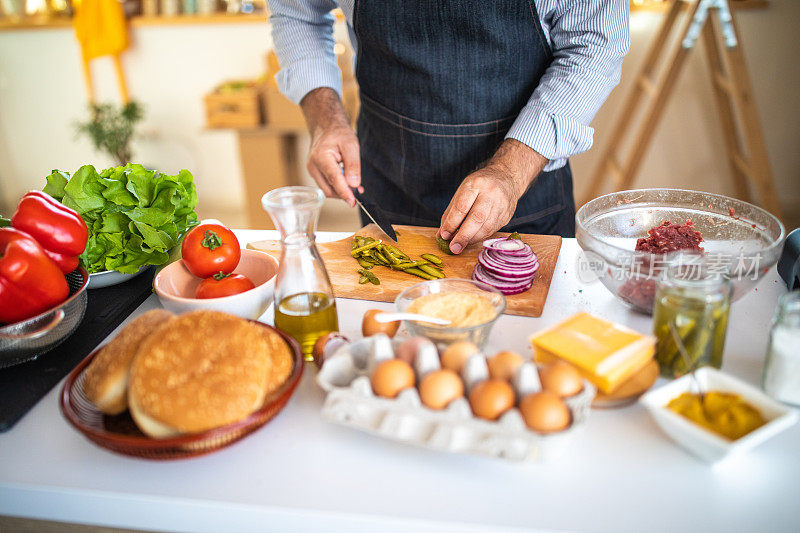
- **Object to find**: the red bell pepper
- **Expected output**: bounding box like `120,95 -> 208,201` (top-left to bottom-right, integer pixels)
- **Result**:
0,227 -> 70,324
10,191 -> 88,274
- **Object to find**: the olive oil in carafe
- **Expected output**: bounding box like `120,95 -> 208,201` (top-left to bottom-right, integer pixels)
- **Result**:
275,292 -> 338,361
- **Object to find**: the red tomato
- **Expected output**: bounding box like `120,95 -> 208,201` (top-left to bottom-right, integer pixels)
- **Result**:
195,273 -> 256,299
181,224 -> 241,278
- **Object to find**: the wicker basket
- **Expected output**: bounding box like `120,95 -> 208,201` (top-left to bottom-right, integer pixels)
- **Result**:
60,322 -> 304,460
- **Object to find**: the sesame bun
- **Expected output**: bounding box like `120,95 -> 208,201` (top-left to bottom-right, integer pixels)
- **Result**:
128,310 -> 292,438
83,309 -> 174,415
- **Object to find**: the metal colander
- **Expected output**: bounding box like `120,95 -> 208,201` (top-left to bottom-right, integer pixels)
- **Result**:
0,267 -> 89,369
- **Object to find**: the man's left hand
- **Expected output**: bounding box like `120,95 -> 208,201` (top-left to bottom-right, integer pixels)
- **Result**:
439,139 -> 548,254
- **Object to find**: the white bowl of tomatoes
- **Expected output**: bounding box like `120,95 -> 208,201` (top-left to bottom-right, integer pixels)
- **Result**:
154,223 -> 279,320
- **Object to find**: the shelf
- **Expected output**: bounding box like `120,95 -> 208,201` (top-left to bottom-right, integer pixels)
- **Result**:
630,0 -> 768,12
0,13 -> 267,31
0,9 -> 344,32
131,13 -> 267,27
0,15 -> 73,31
0,4 -> 766,31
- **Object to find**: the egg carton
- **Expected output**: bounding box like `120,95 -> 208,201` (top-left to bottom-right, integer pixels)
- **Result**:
316,334 -> 596,462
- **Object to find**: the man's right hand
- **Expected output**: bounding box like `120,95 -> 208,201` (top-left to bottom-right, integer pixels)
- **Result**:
300,87 -> 361,207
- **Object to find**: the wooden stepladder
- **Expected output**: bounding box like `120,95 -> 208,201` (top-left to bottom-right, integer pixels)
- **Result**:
584,0 -> 782,219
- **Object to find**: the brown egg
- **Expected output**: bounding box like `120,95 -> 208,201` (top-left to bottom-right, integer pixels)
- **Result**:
519,391 -> 571,433
468,379 -> 515,421
396,336 -> 435,366
362,309 -> 400,338
419,369 -> 464,410
371,359 -> 415,398
487,350 -> 525,382
441,341 -> 479,373
539,361 -> 584,397
312,332 -> 349,368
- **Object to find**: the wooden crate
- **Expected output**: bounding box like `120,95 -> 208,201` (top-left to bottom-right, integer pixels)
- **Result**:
260,84 -> 307,130
260,48 -> 359,130
204,82 -> 263,129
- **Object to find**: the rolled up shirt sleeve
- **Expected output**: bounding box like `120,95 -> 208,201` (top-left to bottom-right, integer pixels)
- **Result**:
506,0 -> 630,171
268,0 -> 342,105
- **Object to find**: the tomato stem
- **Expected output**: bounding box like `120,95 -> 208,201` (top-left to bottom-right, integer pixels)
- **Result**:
212,271 -> 230,281
202,230 -> 223,250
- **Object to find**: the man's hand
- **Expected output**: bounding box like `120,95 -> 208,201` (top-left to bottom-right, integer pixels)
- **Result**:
439,139 -> 548,254
300,87 -> 361,206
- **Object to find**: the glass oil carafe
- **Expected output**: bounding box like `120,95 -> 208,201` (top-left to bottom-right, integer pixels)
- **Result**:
262,186 -> 339,362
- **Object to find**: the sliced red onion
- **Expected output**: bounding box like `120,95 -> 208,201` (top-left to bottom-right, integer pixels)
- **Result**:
472,265 -> 533,295
487,247 -> 532,258
485,248 -> 535,264
495,247 -> 534,258
473,235 -> 539,295
478,250 -> 539,278
483,237 -> 526,252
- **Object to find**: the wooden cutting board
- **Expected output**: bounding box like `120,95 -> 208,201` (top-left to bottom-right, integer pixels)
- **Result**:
248,225 -> 561,317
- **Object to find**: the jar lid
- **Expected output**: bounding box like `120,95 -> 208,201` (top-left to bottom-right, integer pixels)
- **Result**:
777,290 -> 800,314
778,228 -> 800,291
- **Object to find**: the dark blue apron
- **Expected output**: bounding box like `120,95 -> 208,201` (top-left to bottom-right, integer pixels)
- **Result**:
353,0 -> 576,237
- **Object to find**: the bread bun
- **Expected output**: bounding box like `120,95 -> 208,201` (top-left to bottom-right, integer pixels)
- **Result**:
128,310 -> 292,438
83,309 -> 174,415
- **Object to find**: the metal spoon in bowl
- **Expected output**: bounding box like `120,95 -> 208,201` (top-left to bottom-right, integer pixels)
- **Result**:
374,312 -> 451,326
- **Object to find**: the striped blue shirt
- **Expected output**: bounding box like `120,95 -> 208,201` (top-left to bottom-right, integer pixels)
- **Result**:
268,0 -> 630,171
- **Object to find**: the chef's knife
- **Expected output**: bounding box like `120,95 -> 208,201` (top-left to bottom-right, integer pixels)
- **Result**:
352,188 -> 397,242
337,162 -> 397,241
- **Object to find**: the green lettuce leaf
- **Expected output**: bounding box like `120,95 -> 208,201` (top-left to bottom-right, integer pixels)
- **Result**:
43,170 -> 70,200
45,163 -> 199,274
63,165 -> 106,216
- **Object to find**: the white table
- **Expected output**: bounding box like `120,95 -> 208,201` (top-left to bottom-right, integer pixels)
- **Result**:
1,231 -> 797,533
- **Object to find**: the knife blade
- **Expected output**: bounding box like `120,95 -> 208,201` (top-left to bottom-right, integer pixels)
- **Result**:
352,188 -> 397,242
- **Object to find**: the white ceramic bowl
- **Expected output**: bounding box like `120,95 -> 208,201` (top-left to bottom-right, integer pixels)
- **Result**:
640,367 -> 798,463
154,249 -> 279,320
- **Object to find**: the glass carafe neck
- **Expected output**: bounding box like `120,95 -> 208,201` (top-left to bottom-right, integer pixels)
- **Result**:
262,185 -> 334,302
261,186 -> 324,243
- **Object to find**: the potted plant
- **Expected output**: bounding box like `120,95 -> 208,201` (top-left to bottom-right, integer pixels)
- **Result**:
76,101 -> 144,166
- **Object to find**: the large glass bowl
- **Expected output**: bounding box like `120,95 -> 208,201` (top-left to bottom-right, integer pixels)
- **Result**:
576,189 -> 785,314
394,278 -> 507,349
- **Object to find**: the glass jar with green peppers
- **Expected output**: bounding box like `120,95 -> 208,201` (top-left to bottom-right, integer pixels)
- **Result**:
652,261 -> 733,378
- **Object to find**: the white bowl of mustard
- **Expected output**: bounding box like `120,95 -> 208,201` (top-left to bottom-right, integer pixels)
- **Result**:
640,367 -> 798,463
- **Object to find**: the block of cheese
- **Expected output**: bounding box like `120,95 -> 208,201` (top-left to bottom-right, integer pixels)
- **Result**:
529,312 -> 655,394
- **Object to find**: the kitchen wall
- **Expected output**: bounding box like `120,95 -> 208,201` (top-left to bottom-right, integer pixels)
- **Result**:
572,1 -> 799,225
0,21 -> 269,220
0,2 -> 797,229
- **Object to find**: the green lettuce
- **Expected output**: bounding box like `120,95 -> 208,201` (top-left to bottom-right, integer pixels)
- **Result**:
44,164 -> 199,274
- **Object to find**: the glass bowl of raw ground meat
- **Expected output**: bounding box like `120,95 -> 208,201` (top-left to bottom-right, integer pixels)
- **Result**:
576,189 -> 785,314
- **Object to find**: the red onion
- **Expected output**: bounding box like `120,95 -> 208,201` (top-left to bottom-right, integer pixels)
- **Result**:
478,250 -> 538,278
473,236 -> 539,295
483,238 -> 526,252
473,265 -> 533,295
484,248 -> 535,265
